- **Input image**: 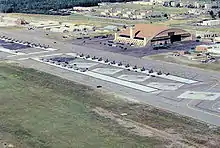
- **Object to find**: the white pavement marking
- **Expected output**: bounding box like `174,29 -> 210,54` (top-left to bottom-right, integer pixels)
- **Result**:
92,68 -> 123,75
17,58 -> 29,61
70,62 -> 98,68
85,71 -> 157,93
74,54 -> 198,84
186,99 -> 220,118
26,51 -> 49,55
211,101 -> 220,111
32,58 -> 158,93
158,75 -> 198,84
46,48 -> 58,51
66,53 -> 77,56
118,75 -> 150,82
7,55 -> 17,58
178,91 -> 220,101
147,82 -> 184,91
36,53 -> 64,58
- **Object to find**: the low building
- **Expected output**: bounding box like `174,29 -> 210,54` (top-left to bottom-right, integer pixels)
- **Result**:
122,14 -> 129,18
102,25 -> 118,31
195,45 -> 208,52
204,4 -> 212,9
150,0 -> 166,4
15,18 -> 28,25
196,44 -> 220,54
73,7 -> 94,12
170,1 -> 176,7
116,10 -> 122,14
179,2 -> 183,7
136,15 -> 144,19
214,37 -> 220,43
140,12 -> 147,16
194,2 -> 200,8
127,11 -> 133,15
133,1 -> 154,5
188,9 -> 204,15
101,12 -> 107,16
196,31 -> 219,39
114,24 -> 191,47
198,20 -> 220,26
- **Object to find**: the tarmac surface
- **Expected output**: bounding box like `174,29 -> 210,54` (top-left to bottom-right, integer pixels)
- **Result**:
1,28 -> 220,126
72,36 -> 206,57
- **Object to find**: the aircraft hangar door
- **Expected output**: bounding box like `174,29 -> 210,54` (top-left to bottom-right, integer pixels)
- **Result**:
170,35 -> 181,43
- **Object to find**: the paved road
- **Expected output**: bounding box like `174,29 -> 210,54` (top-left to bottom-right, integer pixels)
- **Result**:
1,28 -> 220,126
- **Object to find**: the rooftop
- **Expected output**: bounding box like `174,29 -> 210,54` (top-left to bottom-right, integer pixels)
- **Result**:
119,24 -> 169,38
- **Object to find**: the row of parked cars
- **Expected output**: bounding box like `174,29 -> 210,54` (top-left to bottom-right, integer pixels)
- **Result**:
0,36 -> 50,49
77,53 -> 170,76
100,40 -> 129,50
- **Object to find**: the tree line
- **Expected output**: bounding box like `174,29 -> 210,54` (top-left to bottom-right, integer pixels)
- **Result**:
0,0 -> 136,14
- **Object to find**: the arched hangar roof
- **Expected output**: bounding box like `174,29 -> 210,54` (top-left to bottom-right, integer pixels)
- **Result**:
119,24 -> 190,39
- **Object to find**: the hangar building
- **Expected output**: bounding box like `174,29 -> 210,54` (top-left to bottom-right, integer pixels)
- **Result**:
114,24 -> 191,47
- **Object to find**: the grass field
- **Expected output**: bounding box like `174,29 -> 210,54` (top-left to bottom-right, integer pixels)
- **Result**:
0,63 -> 161,148
1,63 -> 220,148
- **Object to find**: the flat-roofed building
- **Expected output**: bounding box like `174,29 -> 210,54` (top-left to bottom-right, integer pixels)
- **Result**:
196,31 -> 219,39
196,44 -> 220,54
198,20 -> 220,26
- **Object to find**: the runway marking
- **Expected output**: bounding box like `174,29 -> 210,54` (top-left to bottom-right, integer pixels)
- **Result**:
146,82 -> 184,91
118,74 -> 150,82
17,58 -> 29,61
211,101 -> 220,112
92,68 -> 123,75
178,91 -> 220,101
71,62 -> 98,69
7,55 -> 17,58
207,79 -> 220,91
46,48 -> 58,51
26,50 -> 49,55
66,53 -> 77,56
207,83 -> 219,91
35,53 -> 64,58
187,100 -> 220,118
32,58 -> 158,93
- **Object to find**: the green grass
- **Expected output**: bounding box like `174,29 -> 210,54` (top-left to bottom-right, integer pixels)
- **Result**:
0,63 -> 161,148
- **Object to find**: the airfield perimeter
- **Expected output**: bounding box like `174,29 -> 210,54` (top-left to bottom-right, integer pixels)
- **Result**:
1,28 -> 220,126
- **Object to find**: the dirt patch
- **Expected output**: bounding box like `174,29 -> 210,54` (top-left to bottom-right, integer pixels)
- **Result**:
92,107 -> 199,148
0,132 -> 27,148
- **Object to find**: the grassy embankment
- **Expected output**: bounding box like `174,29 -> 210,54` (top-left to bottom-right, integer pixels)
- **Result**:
0,63 -> 161,148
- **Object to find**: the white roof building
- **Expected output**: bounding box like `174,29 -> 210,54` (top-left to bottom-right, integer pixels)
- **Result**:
198,44 -> 220,54
198,20 -> 220,26
204,4 -> 212,9
207,44 -> 220,54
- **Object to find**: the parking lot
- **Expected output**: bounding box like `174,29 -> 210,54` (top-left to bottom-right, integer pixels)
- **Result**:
72,36 -> 208,57
0,35 -> 57,55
